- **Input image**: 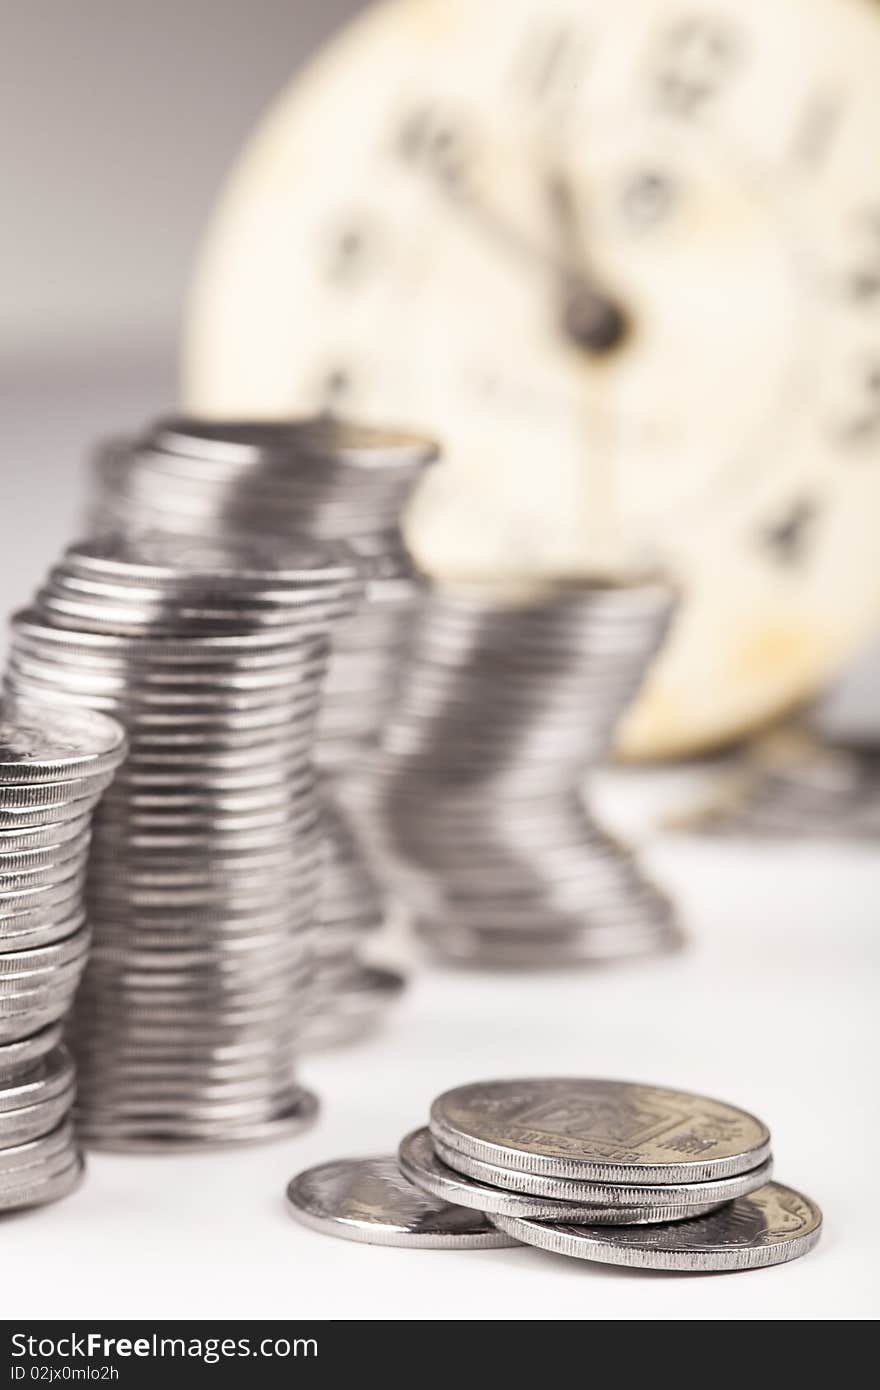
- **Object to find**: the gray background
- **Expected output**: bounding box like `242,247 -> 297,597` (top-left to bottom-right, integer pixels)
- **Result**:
0,0 -> 364,628
0,0 -> 364,365
0,0 -> 876,725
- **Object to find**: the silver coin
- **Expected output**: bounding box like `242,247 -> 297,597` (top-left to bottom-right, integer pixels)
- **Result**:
0,1154 -> 84,1212
0,812 -> 93,854
398,1129 -> 725,1224
0,774 -> 115,811
11,609 -> 332,663
430,1079 -> 771,1184
0,699 -> 126,784
0,1022 -> 64,1075
77,1087 -> 319,1152
0,928 -> 91,975
0,1045 -> 75,1113
0,1144 -> 81,1195
0,1089 -> 74,1145
63,530 -> 360,588
432,1133 -> 773,1207
490,1182 -> 823,1272
285,1156 -> 517,1249
0,1117 -> 76,1173
0,1005 -> 75,1045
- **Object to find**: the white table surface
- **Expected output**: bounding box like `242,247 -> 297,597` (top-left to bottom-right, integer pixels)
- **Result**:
1,361 -> 878,1321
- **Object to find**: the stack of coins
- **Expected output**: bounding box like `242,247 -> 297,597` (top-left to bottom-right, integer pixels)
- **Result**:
88,417 -> 439,1044
0,700 -> 126,1206
683,726 -> 880,840
5,533 -> 360,1150
288,1078 -> 823,1273
374,580 -> 682,967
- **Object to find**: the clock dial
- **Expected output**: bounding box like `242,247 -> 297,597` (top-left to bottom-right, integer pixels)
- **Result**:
184,0 -> 880,759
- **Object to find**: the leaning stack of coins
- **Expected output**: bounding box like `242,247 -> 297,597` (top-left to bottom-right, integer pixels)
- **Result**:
374,580 -> 682,967
89,417 -> 439,1045
0,700 -> 126,1206
287,1078 -> 823,1273
5,533 -> 360,1150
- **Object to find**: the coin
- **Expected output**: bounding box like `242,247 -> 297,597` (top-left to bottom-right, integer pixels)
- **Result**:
85,418 -> 440,1047
0,1023 -> 64,1075
77,1086 -> 319,1153
0,700 -> 127,784
398,1128 -> 724,1224
490,1183 -> 823,1272
0,1046 -> 75,1113
0,1154 -> 84,1211
430,1079 -> 771,1183
285,1156 -> 518,1249
431,1132 -> 773,1207
6,525 -> 369,1142
374,580 -> 680,968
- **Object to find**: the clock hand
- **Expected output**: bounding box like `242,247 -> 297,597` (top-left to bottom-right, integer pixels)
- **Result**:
403,140 -> 628,357
544,168 -> 629,354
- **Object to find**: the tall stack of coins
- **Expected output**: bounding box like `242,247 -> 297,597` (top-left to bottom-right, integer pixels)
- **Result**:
374,580 -> 682,967
5,533 -> 359,1150
89,417 -> 439,1044
0,700 -> 126,1205
288,1078 -> 823,1273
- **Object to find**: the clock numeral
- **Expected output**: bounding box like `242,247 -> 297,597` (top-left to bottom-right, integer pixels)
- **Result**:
834,358 -> 880,447
649,14 -> 742,119
842,208 -> 880,306
620,169 -> 677,231
512,18 -> 591,113
394,104 -> 473,189
791,93 -> 842,172
316,365 -> 355,415
759,499 -> 819,566
324,215 -> 376,287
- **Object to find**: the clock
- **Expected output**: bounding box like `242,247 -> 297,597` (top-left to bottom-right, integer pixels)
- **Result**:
183,0 -> 880,760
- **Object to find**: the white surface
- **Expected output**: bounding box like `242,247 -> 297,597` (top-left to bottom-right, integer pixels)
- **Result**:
0,362 -> 877,1320
2,816 -> 878,1320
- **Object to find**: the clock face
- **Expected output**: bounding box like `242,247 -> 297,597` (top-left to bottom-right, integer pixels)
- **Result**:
184,0 -> 880,759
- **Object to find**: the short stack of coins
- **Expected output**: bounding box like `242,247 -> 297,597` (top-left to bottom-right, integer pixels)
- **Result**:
287,1078 -> 823,1273
0,699 -> 126,1207
374,580 -> 682,967
89,417 -> 439,1045
5,532 -> 360,1150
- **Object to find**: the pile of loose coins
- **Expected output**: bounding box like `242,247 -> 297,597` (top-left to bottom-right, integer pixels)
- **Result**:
374,582 -> 682,967
0,700 -> 126,1207
89,417 -> 439,1045
5,532 -> 360,1150
686,725 -> 880,840
287,1079 -> 823,1272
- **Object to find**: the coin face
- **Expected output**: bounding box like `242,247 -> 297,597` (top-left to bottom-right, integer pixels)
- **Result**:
431,1079 -> 771,1183
145,416 -> 439,473
286,1156 -> 518,1249
64,532 -> 358,588
491,1183 -> 823,1272
0,701 -> 126,783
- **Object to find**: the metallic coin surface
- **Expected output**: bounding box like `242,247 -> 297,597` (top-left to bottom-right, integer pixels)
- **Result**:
0,1154 -> 84,1211
286,1156 -> 518,1249
0,700 -> 126,783
490,1183 -> 823,1271
398,1129 -> 724,1225
430,1079 -> 771,1183
432,1134 -> 773,1207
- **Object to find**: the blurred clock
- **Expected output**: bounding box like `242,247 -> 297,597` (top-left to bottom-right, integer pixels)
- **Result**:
184,0 -> 880,759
